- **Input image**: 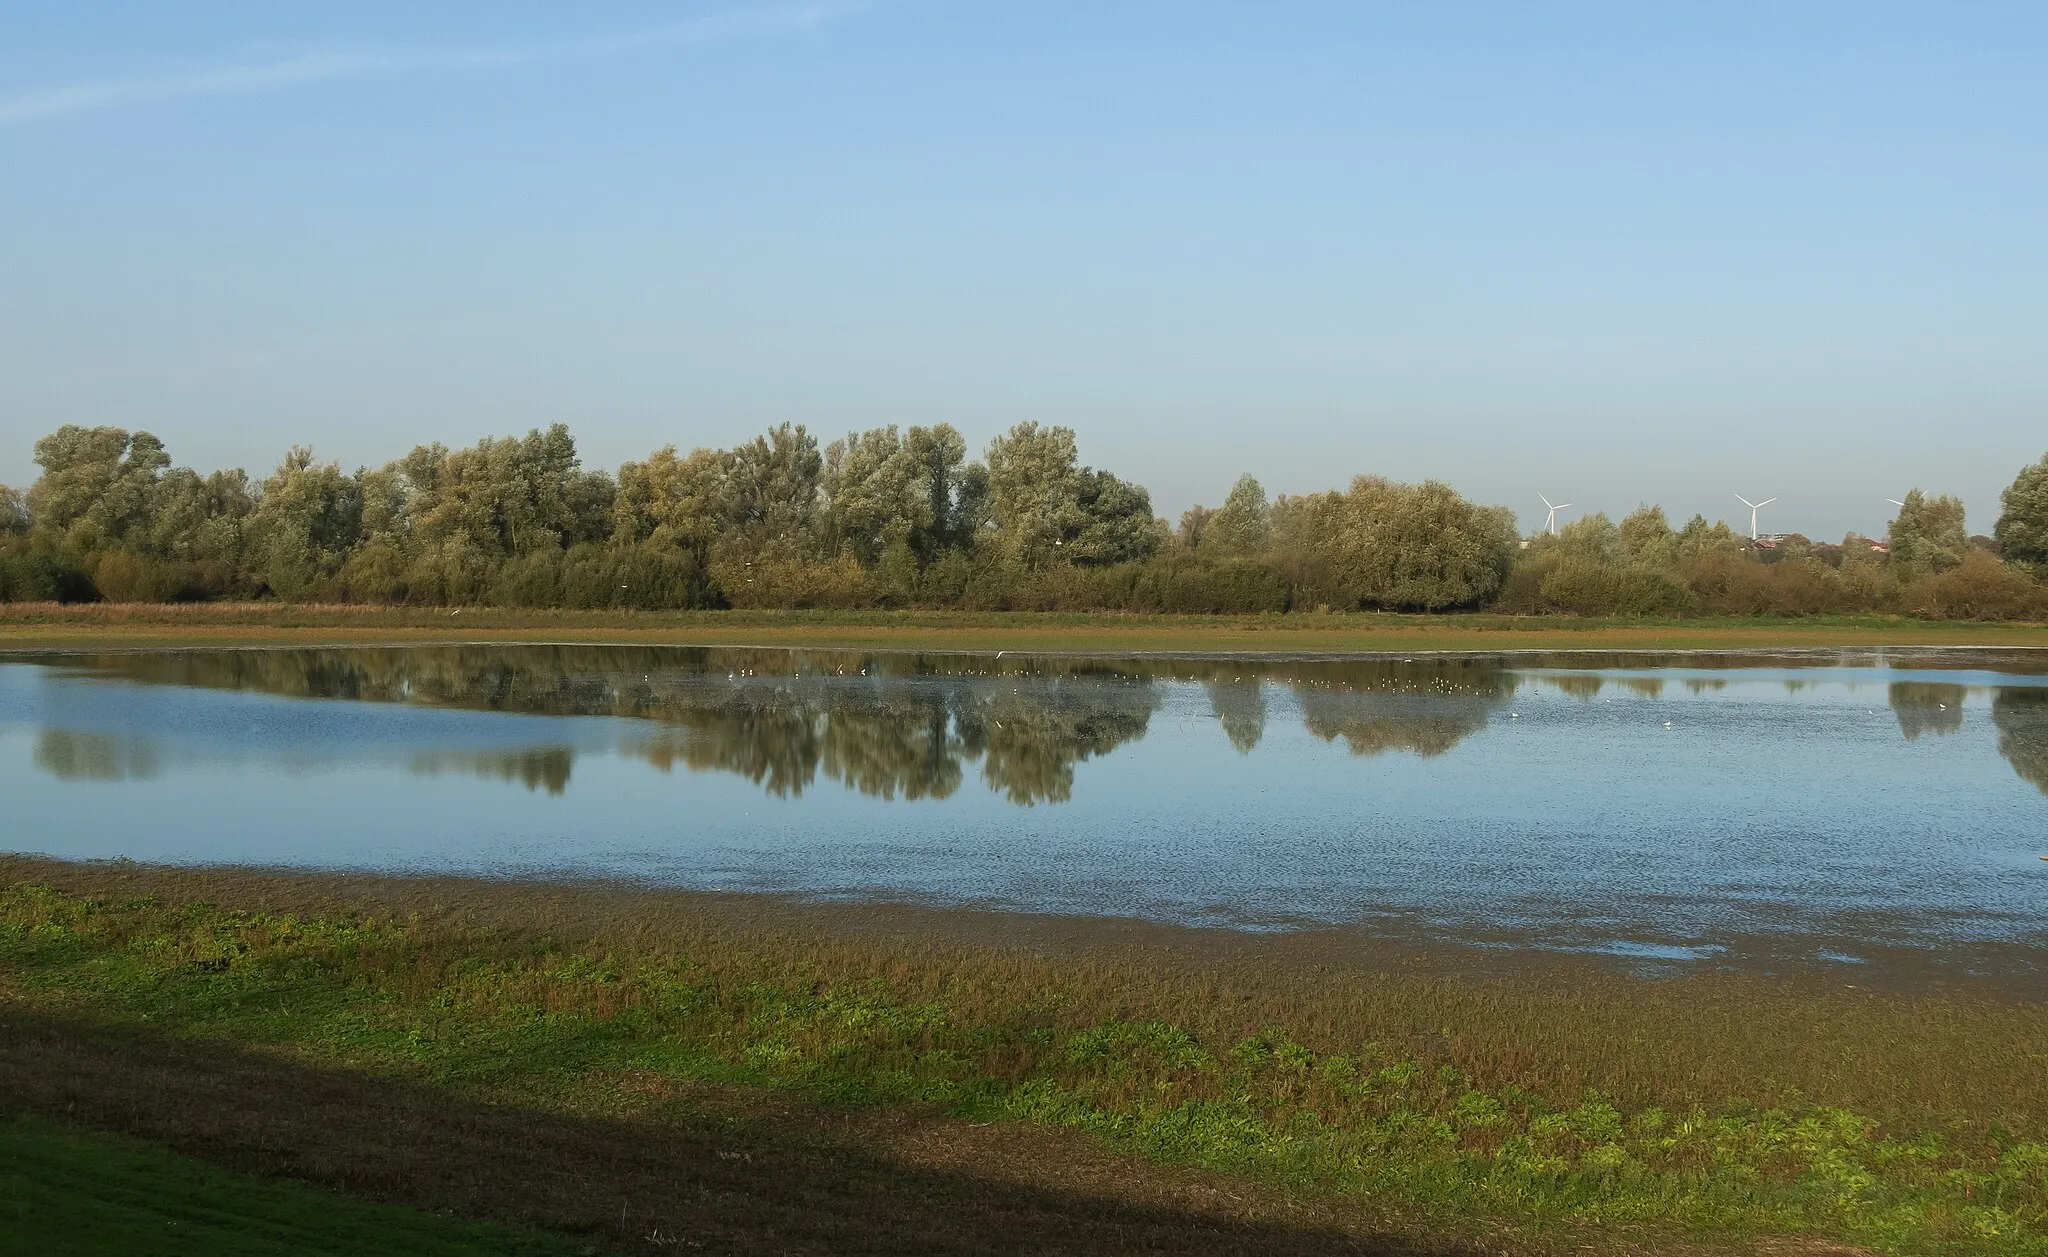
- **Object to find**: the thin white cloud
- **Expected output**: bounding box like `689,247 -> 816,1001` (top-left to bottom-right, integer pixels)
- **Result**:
0,3 -> 858,125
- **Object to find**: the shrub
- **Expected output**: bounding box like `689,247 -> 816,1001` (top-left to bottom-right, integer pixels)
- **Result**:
1684,555 -> 1862,616
333,544 -> 409,604
563,544 -> 720,611
1536,560 -> 1697,616
1131,558 -> 1289,613
0,545 -> 97,602
1903,551 -> 2047,621
87,549 -> 191,603
713,553 -> 880,609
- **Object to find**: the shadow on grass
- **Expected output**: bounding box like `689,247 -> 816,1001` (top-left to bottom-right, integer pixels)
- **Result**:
0,1008 -> 1469,1257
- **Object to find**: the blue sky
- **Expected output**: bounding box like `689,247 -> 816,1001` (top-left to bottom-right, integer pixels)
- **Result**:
2,2 -> 2043,539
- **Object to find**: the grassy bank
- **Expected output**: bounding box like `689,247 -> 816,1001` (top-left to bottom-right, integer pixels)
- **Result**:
4,600 -> 2048,654
3,862 -> 2044,1254
1,1114 -> 596,1256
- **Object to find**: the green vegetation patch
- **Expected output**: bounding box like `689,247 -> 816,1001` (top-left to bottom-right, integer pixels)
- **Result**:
4,883 -> 2047,1253
0,1111 -> 596,1256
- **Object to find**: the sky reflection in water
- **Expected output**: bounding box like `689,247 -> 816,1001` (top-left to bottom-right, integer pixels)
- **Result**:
4,645 -> 2047,976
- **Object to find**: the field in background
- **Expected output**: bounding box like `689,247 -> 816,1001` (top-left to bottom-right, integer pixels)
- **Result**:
4,601 -> 2047,655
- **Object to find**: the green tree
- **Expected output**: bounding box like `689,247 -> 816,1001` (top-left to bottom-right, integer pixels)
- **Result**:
1200,475 -> 1271,558
983,422 -> 1086,570
821,423 -> 969,566
389,424 -> 616,602
251,448 -> 364,600
0,485 -> 26,534
718,423 -> 823,562
1886,489 -> 1968,576
1175,503 -> 1212,552
1673,514 -> 1743,563
1994,453 -> 2048,579
402,423 -> 614,561
902,424 -> 975,554
27,426 -> 170,552
146,468 -> 255,570
1555,513 -> 1620,565
612,445 -> 728,552
1330,477 -> 1518,610
1070,468 -> 1162,565
1268,490 -> 1346,603
1617,505 -> 1677,568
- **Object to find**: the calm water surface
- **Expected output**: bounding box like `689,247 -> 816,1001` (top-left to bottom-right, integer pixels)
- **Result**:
6,645 -> 2047,977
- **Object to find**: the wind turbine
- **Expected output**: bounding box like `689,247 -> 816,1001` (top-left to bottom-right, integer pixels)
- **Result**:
1539,494 -> 1573,537
1886,497 -> 1906,509
1735,494 -> 1777,541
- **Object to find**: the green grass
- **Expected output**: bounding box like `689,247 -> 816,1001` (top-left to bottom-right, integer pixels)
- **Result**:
0,1112 -> 598,1256
4,879 -> 2046,1254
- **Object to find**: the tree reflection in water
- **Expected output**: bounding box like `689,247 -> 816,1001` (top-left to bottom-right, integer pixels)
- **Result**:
1992,687 -> 2048,796
408,748 -> 576,795
35,729 -> 160,782
33,726 -> 580,794
1204,679 -> 1266,754
29,646 -> 2048,802
1291,658 -> 1512,758
1888,682 -> 1966,741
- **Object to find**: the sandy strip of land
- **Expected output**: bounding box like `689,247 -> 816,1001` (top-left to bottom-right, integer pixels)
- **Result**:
5,602 -> 2046,655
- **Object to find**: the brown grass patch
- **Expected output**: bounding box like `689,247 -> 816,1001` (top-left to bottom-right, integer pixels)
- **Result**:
4,600 -> 2046,655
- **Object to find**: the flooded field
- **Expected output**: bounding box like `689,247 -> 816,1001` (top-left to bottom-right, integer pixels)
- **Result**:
5,644 -> 2046,982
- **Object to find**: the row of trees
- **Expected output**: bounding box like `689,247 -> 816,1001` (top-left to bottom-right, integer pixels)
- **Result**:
1490,485 -> 2048,619
4,420 -> 2048,617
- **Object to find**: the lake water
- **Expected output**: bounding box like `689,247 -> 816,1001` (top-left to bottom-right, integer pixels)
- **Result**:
5,644 -> 2047,980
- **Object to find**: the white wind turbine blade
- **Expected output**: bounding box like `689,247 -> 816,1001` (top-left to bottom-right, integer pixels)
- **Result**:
1887,498 -> 1906,507
1736,494 -> 1758,509
1755,497 -> 1777,508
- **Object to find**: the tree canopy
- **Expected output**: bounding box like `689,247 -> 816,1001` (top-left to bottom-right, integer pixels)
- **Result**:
6,422 -> 2045,619
1995,454 -> 2048,579
1887,489 -> 1968,576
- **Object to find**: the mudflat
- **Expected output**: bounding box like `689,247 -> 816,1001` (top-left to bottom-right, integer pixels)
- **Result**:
5,856 -> 2044,1255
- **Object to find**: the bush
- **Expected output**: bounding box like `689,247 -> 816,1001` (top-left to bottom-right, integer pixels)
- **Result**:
1703,557 -> 1854,616
487,544 -> 722,611
1131,558 -> 1289,613
0,545 -> 97,602
1491,553 -> 1695,616
1537,560 -> 1697,616
87,549 -> 201,603
563,544 -> 720,611
400,542 -> 494,607
994,563 -> 1143,612
1903,551 -> 2047,621
712,553 -> 879,609
333,544 -> 409,604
